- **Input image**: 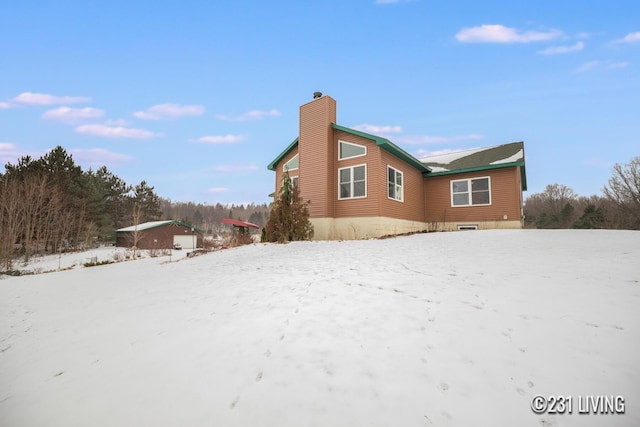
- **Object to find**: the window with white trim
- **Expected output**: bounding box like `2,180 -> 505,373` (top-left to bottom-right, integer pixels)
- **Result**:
291,176 -> 299,188
338,164 -> 366,199
387,166 -> 403,202
338,140 -> 366,160
283,154 -> 299,172
451,176 -> 491,207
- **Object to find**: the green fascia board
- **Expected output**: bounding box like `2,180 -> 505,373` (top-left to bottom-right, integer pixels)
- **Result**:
331,124 -> 431,173
267,137 -> 299,171
422,162 -> 528,191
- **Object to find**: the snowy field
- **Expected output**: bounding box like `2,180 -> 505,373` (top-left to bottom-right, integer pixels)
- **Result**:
1,230 -> 638,427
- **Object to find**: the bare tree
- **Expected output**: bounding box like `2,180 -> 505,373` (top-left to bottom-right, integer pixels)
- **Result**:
603,156 -> 640,229
524,183 -> 578,228
0,176 -> 24,270
131,202 -> 145,257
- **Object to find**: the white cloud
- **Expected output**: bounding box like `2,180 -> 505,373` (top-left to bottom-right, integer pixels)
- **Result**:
104,118 -> 129,126
0,142 -> 22,164
576,61 -> 600,72
213,165 -> 260,173
215,109 -> 281,122
191,135 -> 245,144
456,24 -> 561,43
538,41 -> 584,55
75,124 -> 160,139
0,102 -> 10,109
208,187 -> 230,193
607,61 -> 629,70
133,103 -> 205,120
414,148 -> 470,158
42,106 -> 105,123
575,60 -> 629,73
3,92 -> 90,107
69,148 -> 133,167
352,124 -> 403,134
613,32 -> 640,44
396,134 -> 484,145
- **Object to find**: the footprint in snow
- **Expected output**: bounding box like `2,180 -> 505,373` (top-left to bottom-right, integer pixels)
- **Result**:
256,372 -> 263,382
439,381 -> 449,392
229,396 -> 240,409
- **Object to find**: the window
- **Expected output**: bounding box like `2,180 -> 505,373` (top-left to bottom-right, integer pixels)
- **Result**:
339,164 -> 367,199
291,176 -> 299,188
338,140 -> 366,160
388,166 -> 403,202
457,225 -> 478,230
451,177 -> 491,207
283,154 -> 299,172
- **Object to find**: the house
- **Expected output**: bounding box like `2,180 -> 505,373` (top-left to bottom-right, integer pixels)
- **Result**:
268,93 -> 527,240
116,220 -> 203,250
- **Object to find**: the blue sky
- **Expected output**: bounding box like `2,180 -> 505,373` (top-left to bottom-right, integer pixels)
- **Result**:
1,0 -> 638,205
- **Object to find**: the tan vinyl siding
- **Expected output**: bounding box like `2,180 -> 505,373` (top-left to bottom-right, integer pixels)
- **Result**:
379,150 -> 425,222
424,167 -> 522,224
333,130 -> 381,218
298,96 -> 336,218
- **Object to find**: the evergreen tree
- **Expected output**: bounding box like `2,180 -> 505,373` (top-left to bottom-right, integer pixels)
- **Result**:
262,172 -> 313,243
131,180 -> 162,223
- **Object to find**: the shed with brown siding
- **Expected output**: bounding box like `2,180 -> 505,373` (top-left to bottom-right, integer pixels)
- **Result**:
116,220 -> 203,249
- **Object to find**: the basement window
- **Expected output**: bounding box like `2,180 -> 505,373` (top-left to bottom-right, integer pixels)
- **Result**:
457,225 -> 478,230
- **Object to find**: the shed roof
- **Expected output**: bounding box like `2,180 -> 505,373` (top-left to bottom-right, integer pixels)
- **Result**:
420,141 -> 527,190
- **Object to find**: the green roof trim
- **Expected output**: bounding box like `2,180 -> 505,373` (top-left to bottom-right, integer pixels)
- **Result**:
331,124 -> 431,173
267,137 -> 299,171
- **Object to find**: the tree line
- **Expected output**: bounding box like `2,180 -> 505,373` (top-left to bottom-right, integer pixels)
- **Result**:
160,200 -> 269,235
0,146 -> 269,270
524,157 -> 639,230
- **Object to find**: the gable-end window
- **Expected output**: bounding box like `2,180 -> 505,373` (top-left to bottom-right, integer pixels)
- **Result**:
338,140 -> 366,160
339,164 -> 367,199
451,176 -> 491,207
388,166 -> 403,202
283,154 -> 299,172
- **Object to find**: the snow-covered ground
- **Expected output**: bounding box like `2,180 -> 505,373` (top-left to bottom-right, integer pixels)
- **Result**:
1,230 -> 638,427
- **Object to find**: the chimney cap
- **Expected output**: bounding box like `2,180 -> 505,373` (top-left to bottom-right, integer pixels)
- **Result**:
313,91 -> 322,99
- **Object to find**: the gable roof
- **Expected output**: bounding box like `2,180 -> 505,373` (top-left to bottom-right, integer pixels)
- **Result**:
117,220 -> 200,233
267,137 -> 299,171
331,124 -> 431,173
420,141 -> 527,190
